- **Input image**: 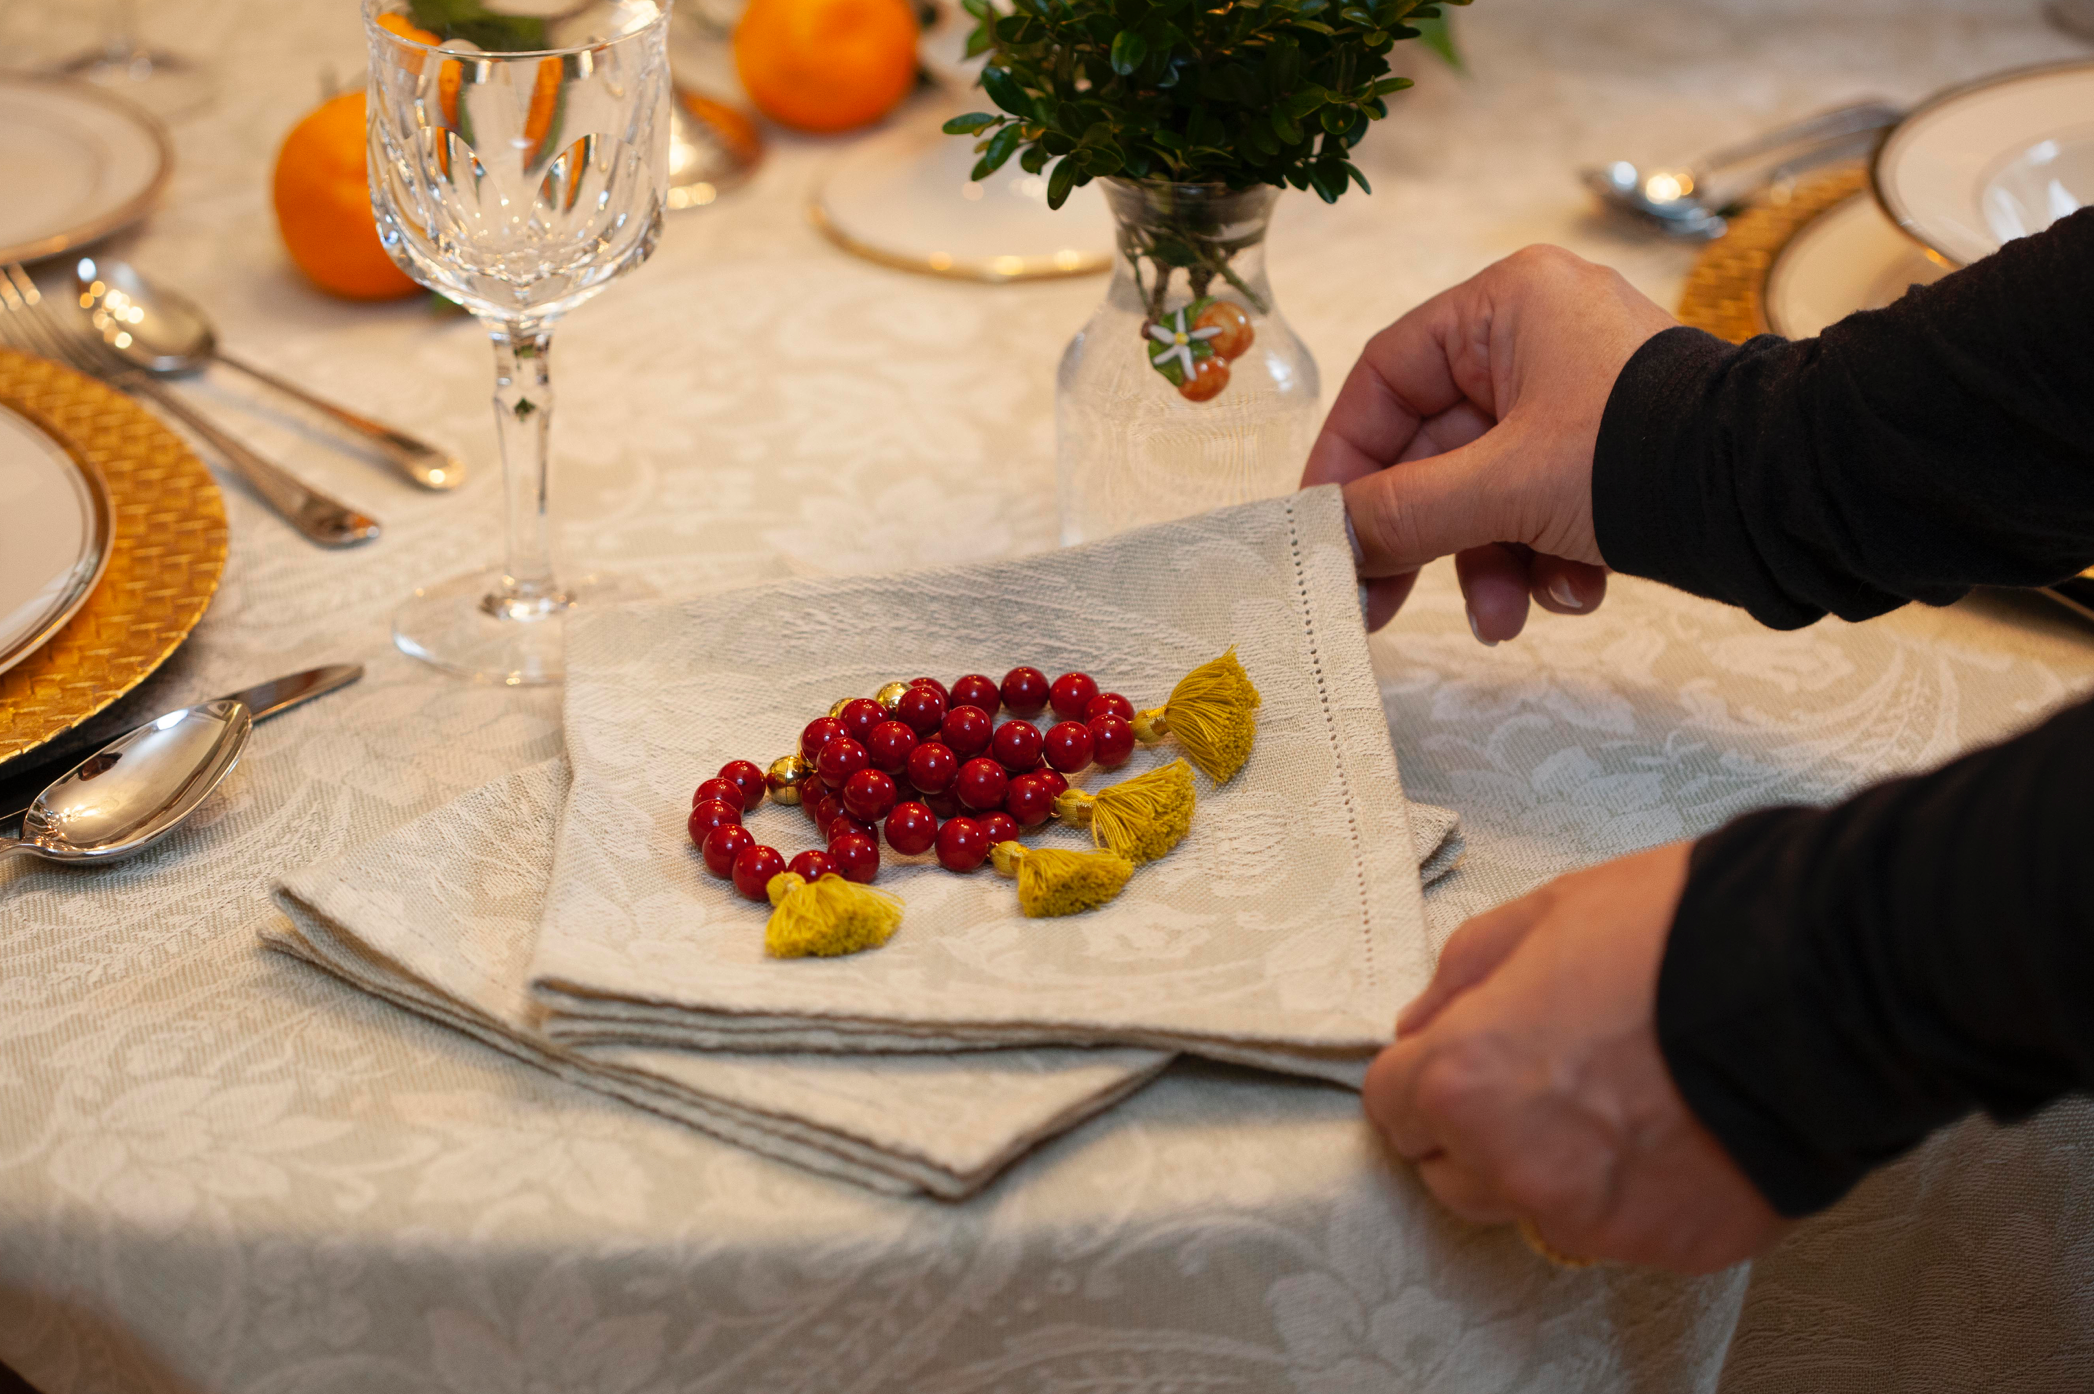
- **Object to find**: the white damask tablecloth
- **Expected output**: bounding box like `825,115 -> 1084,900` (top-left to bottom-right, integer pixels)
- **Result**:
3,1 -> 2093,1390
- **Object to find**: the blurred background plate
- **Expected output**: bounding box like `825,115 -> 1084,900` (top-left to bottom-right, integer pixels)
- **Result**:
0,75 -> 172,267
1873,58 -> 2094,266
0,401 -> 112,678
0,349 -> 226,766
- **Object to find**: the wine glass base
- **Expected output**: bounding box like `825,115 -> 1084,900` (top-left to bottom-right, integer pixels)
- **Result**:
392,568 -> 658,687
56,49 -> 216,122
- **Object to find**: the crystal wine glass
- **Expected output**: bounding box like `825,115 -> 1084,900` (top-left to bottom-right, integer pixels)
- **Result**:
365,0 -> 671,686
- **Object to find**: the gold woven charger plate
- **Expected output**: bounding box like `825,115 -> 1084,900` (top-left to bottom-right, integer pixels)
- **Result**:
1675,164 -> 1873,343
0,347 -> 227,765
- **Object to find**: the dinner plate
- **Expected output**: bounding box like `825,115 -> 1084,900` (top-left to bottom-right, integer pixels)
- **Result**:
1763,190 -> 1951,338
0,76 -> 173,267
1873,59 -> 2094,266
0,402 -> 112,679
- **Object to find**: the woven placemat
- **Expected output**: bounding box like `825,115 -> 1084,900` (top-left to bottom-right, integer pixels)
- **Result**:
1675,165 -> 1871,343
0,348 -> 227,764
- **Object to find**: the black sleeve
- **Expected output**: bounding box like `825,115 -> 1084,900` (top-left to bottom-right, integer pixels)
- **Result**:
1588,210 -> 2094,1216
1593,206 -> 2094,630
1656,694 -> 2094,1216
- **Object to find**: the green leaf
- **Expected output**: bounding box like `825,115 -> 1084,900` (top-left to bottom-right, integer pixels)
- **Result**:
1046,156 -> 1080,208
1319,104 -> 1353,133
1338,6 -> 1375,25
994,13 -> 1033,42
1020,144 -> 1050,174
1411,10 -> 1462,68
1271,109 -> 1303,145
964,27 -> 992,57
942,112 -> 1000,134
1109,30 -> 1147,74
973,123 -> 1022,178
961,0 -> 991,17
1370,75 -> 1414,96
1343,160 -> 1372,194
980,67 -> 1032,117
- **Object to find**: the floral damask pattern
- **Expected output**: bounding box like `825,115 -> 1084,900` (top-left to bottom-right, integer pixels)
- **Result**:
5,0 -> 2094,1390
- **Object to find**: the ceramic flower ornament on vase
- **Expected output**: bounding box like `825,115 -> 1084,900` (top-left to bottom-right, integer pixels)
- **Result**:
947,0 -> 1465,543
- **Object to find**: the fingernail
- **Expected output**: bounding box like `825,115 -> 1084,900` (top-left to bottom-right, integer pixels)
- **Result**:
1468,611 -> 1498,648
1548,576 -> 1583,610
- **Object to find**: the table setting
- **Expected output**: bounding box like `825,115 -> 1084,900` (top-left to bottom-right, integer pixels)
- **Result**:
3,0 -> 2094,1391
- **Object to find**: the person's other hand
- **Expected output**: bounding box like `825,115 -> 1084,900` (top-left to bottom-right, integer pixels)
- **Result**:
1302,246 -> 1676,638
1362,843 -> 1789,1273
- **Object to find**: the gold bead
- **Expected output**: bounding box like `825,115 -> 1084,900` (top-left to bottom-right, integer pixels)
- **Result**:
874,680 -> 912,713
828,697 -> 853,719
766,754 -> 813,805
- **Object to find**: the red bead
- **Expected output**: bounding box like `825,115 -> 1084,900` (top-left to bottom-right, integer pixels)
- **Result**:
788,849 -> 836,882
717,760 -> 768,812
894,684 -> 947,735
935,816 -> 990,872
827,831 -> 880,883
702,823 -> 755,877
804,788 -> 839,828
884,801 -> 938,855
992,719 -> 1043,773
978,810 -> 1021,846
842,768 -> 899,822
1000,666 -> 1049,716
1042,720 -> 1094,773
955,756 -> 1009,811
731,843 -> 787,900
827,814 -> 876,845
1036,768 -> 1069,799
940,705 -> 993,757
693,777 -> 742,809
865,719 -> 918,773
837,697 -> 885,743
800,716 -> 846,761
950,673 -> 1000,715
1088,714 -> 1136,768
1087,692 -> 1135,722
1004,772 -> 1057,827
922,789 -> 963,819
910,676 -> 950,703
687,797 -> 743,847
1048,672 -> 1099,722
906,740 -> 958,795
816,736 -> 870,789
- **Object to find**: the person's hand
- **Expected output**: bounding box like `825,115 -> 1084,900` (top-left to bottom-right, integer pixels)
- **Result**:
1302,246 -> 1677,638
1362,843 -> 1789,1273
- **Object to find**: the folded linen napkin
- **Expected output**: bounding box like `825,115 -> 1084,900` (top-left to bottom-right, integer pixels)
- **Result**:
535,488 -> 1434,1083
265,756 -> 1462,1197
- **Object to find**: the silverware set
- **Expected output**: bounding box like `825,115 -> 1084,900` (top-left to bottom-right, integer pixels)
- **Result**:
0,259 -> 462,547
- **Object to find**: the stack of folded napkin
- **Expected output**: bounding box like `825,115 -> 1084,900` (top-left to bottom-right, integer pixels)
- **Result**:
266,488 -> 1463,1198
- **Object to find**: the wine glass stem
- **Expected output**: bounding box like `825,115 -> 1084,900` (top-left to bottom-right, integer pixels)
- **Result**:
487,322 -> 563,621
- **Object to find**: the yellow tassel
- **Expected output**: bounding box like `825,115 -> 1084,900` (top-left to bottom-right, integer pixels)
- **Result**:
990,842 -> 1134,917
1130,647 -> 1261,782
763,872 -> 903,958
1053,759 -> 1195,864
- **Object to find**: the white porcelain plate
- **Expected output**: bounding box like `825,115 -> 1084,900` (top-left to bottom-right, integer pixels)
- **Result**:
0,403 -> 113,678
1764,191 -> 1952,338
0,76 -> 172,267
1873,59 -> 2094,266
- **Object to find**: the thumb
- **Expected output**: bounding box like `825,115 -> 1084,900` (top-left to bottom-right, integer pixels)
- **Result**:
1340,430 -> 1527,579
1396,890 -> 1550,1038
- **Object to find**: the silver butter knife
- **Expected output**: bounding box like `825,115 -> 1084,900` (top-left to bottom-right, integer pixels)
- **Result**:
0,663 -> 363,825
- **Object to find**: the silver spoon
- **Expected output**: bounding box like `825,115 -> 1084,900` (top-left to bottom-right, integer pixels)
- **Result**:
74,257 -> 465,491
1583,100 -> 1903,241
0,699 -> 250,865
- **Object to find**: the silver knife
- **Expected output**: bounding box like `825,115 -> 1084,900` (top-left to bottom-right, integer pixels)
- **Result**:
0,663 -> 363,824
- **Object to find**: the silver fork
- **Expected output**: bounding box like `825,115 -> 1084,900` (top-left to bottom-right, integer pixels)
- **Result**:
0,264 -> 380,548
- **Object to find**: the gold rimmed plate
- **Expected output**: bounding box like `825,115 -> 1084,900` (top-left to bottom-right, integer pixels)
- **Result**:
0,348 -> 227,766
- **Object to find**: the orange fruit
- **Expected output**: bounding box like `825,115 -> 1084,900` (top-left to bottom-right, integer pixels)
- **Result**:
734,0 -> 919,135
272,92 -> 421,301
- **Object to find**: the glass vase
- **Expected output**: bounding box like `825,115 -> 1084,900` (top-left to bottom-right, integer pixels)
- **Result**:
1055,180 -> 1319,546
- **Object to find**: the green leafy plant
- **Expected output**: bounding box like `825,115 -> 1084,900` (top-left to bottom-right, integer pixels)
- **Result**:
942,0 -> 1467,209
406,0 -> 549,51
